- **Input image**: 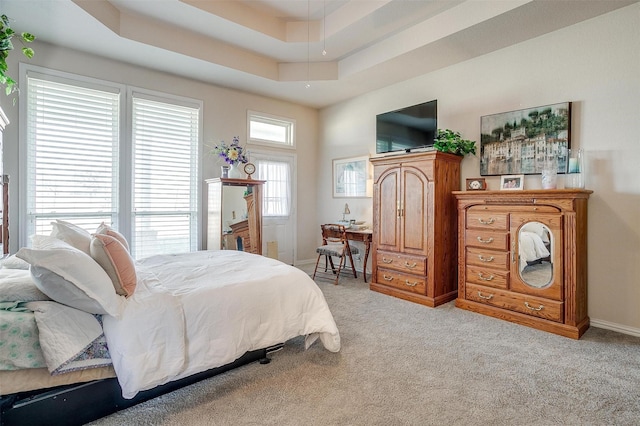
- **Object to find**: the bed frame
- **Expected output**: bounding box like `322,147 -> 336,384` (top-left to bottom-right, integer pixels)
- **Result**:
0,344 -> 282,426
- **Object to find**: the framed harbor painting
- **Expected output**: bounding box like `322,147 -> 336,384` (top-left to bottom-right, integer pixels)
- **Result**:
480,102 -> 571,176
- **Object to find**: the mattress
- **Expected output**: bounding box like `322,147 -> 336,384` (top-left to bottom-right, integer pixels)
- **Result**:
0,365 -> 116,395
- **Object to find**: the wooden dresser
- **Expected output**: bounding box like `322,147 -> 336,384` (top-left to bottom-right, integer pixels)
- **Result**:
370,151 -> 461,307
453,189 -> 592,339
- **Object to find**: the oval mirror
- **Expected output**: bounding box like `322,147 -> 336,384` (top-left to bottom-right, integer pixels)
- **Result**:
518,221 -> 553,288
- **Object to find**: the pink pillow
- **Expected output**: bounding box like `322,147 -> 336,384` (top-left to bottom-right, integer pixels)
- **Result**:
96,222 -> 130,252
90,234 -> 136,297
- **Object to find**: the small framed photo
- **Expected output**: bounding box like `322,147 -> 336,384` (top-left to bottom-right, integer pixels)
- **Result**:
500,174 -> 524,190
466,178 -> 486,191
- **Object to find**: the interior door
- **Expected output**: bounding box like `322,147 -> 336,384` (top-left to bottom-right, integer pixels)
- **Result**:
252,151 -> 296,264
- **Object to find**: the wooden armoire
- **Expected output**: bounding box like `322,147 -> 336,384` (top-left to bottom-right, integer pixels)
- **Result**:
370,151 -> 461,307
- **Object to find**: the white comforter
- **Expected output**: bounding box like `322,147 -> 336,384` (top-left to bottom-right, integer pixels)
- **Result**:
102,250 -> 340,399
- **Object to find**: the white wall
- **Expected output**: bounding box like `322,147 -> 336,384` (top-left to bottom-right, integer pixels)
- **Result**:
0,42 -> 321,262
319,4 -> 640,333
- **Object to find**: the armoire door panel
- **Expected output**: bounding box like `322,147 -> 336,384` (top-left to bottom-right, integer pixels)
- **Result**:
402,169 -> 427,252
376,170 -> 400,250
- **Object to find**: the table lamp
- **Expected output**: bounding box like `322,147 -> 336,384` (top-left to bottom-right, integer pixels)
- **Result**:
342,203 -> 350,221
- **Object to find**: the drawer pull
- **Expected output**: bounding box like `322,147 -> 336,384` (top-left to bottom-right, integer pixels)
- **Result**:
477,236 -> 494,244
405,280 -> 418,287
477,291 -> 494,300
382,257 -> 393,264
525,302 -> 544,311
478,273 -> 494,281
404,262 -> 417,269
478,255 -> 494,262
383,274 -> 393,281
478,217 -> 495,225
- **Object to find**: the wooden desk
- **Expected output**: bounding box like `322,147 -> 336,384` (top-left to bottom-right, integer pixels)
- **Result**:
345,229 -> 373,283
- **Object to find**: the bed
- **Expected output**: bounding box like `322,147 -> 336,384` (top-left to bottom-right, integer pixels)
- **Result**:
0,221 -> 340,425
518,222 -> 551,273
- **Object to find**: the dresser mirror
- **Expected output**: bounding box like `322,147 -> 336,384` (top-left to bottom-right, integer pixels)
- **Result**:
517,221 -> 553,288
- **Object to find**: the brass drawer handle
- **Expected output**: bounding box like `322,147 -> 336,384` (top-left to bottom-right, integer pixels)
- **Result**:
478,218 -> 495,225
478,273 -> 494,281
382,257 -> 393,264
477,291 -> 494,300
383,275 -> 393,281
477,236 -> 494,244
405,280 -> 418,287
525,302 -> 544,311
478,255 -> 494,262
404,262 -> 417,269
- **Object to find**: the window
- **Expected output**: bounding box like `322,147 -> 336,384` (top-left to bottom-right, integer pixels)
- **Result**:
256,158 -> 291,217
248,111 -> 295,148
131,94 -> 200,258
25,75 -> 121,237
23,68 -> 200,258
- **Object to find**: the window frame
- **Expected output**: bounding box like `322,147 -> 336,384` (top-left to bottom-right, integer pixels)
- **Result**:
19,64 -> 203,255
247,110 -> 296,149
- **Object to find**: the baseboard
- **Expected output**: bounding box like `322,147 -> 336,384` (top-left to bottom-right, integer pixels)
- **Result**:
590,319 -> 640,338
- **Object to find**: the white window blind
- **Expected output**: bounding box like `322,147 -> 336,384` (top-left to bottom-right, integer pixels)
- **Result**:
257,159 -> 290,216
132,96 -> 199,259
25,77 -> 120,237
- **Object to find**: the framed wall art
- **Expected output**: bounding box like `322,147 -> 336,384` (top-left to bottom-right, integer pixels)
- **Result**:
480,102 -> 571,176
333,156 -> 370,198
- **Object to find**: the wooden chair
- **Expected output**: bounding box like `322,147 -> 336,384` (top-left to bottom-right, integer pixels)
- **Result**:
312,224 -> 358,285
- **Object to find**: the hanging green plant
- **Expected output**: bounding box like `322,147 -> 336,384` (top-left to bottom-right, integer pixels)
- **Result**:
0,14 -> 35,96
433,128 -> 476,156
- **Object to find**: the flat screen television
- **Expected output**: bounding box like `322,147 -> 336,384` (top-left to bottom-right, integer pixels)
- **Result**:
376,100 -> 437,154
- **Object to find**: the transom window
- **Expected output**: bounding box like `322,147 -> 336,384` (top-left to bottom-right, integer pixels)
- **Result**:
248,110 -> 295,148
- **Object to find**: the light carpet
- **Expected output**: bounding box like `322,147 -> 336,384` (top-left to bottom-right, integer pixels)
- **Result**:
89,266 -> 640,425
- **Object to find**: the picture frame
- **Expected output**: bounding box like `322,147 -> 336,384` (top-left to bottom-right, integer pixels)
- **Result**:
333,156 -> 370,198
500,174 -> 524,191
466,178 -> 486,191
480,102 -> 571,176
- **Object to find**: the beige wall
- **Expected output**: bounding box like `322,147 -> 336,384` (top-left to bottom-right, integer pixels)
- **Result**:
0,42 -> 320,262
319,5 -> 640,334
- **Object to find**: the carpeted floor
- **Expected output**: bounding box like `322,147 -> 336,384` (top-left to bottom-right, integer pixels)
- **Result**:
89,265 -> 640,425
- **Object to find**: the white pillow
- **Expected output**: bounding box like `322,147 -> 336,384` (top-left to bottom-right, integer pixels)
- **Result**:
16,235 -> 125,317
50,220 -> 92,255
0,268 -> 51,302
0,254 -> 30,270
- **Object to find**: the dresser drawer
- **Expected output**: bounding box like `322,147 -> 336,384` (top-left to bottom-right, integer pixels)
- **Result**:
465,283 -> 563,323
376,250 -> 426,275
466,209 -> 508,230
466,266 -> 509,289
466,247 -> 509,270
465,230 -> 509,251
377,268 -> 426,294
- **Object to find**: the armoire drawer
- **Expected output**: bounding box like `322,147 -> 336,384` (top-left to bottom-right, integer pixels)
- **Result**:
376,250 -> 426,275
466,209 -> 508,230
466,247 -> 509,270
465,229 -> 509,251
466,266 -> 509,289
465,283 -> 563,323
376,268 -> 426,294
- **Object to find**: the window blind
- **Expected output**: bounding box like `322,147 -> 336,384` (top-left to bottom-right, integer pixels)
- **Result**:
25,78 -> 120,237
132,96 -> 199,258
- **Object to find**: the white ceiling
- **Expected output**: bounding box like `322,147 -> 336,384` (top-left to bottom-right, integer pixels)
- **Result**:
2,0 -> 636,108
